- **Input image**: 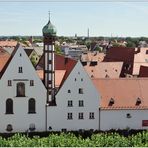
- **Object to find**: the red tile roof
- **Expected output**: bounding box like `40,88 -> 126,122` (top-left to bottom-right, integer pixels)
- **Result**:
92,78 -> 148,110
103,47 -> 135,76
37,69 -> 66,88
0,40 -> 26,48
36,54 -> 77,87
81,52 -> 105,62
0,48 -> 11,72
104,47 -> 135,62
0,44 -> 19,78
84,62 -> 123,78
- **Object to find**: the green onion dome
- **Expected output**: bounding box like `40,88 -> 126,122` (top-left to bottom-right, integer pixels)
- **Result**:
42,20 -> 57,37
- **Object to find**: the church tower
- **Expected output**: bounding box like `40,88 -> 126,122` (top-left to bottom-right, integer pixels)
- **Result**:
42,12 -> 56,102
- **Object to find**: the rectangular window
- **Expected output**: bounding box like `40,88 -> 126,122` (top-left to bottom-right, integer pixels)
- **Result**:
68,90 -> 71,93
78,112 -> 84,119
68,100 -> 73,107
89,112 -> 95,119
79,88 -> 83,94
67,113 -> 73,120
18,67 -> 23,73
30,80 -> 34,86
79,100 -> 84,107
8,80 -> 12,86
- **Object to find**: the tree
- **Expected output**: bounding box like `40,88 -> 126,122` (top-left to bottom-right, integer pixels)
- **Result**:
126,41 -> 136,48
55,44 -> 62,55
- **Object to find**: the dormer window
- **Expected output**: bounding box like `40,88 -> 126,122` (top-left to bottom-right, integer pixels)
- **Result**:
136,98 -> 141,105
105,74 -> 109,78
108,98 -> 114,106
90,61 -> 97,66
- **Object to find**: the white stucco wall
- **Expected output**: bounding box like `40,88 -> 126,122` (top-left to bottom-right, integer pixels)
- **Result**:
0,45 -> 46,133
100,109 -> 148,130
47,61 -> 100,131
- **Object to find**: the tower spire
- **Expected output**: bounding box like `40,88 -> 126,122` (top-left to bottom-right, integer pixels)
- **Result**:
48,11 -> 50,22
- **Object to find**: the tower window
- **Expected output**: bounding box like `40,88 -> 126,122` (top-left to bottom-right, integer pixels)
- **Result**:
8,80 -> 12,86
68,100 -> 73,107
30,80 -> 34,86
81,78 -> 83,81
18,67 -> 23,73
16,82 -> 25,97
6,99 -> 13,114
89,112 -> 95,119
79,88 -> 83,94
79,100 -> 84,107
78,112 -> 84,119
28,98 -> 36,114
67,113 -> 73,120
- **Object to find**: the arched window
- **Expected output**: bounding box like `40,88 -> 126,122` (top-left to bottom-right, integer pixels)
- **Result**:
6,99 -> 13,114
17,82 -> 25,97
28,98 -> 36,114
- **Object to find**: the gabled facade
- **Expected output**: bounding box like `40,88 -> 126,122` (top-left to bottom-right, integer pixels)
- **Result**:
47,61 -> 100,131
0,44 -> 46,133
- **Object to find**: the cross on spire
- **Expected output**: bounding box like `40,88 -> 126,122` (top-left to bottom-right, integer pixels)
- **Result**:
48,11 -> 51,21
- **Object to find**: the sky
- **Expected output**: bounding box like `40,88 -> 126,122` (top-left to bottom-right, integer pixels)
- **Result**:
0,1 -> 148,37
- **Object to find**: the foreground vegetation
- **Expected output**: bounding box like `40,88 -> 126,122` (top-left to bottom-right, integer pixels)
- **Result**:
0,130 -> 147,147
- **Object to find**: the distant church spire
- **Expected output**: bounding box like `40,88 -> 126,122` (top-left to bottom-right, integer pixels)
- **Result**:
87,28 -> 89,39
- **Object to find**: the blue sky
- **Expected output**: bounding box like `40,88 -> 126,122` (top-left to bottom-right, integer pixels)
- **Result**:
0,1 -> 148,37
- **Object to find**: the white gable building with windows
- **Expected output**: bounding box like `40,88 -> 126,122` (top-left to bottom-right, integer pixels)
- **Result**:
0,16 -> 147,133
0,45 -> 47,133
47,61 -> 100,131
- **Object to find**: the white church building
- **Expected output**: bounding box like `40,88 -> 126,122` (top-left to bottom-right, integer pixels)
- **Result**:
0,16 -> 147,133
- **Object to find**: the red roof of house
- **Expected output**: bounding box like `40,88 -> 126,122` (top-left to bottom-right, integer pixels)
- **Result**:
0,48 -> 11,72
0,44 -> 19,78
37,69 -> 66,88
103,47 -> 135,76
84,62 -> 123,78
0,40 -> 26,48
104,47 -> 135,62
36,54 -> 77,87
92,78 -> 148,110
81,52 -> 105,62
